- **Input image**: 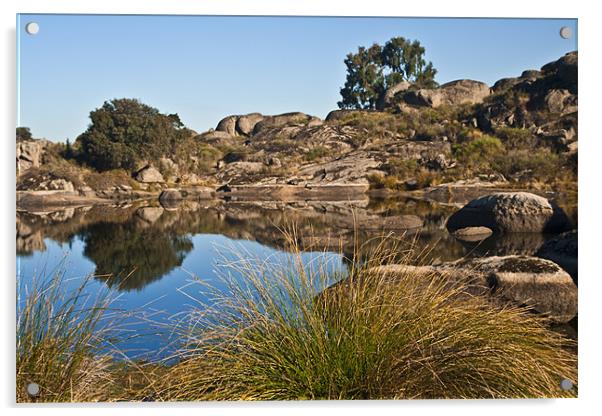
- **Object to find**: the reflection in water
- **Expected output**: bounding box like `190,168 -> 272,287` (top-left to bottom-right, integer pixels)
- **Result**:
80,221 -> 193,291
16,195 -> 576,292
16,194 -> 578,359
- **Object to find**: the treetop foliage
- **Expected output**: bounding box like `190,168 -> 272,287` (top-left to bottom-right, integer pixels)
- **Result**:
76,98 -> 191,171
338,37 -> 438,110
16,127 -> 33,141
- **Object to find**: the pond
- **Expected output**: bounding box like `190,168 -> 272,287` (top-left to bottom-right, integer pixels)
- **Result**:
16,194 -> 577,360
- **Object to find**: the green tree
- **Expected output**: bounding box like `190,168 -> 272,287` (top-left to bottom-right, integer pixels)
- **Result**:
338,37 -> 437,110
16,127 -> 32,141
76,98 -> 189,171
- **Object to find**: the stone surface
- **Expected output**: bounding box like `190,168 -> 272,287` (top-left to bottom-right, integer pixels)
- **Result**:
215,115 -> 238,136
452,226 -> 493,242
536,230 -> 577,283
403,79 -> 490,108
376,80 -> 412,110
135,166 -> 165,183
371,255 -> 577,323
16,139 -> 49,174
453,256 -> 577,323
236,113 -> 264,136
446,192 -> 571,233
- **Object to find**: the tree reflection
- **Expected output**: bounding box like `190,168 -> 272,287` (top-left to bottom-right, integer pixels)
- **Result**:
80,220 -> 193,291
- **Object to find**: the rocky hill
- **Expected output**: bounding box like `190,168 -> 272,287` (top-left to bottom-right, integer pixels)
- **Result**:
16,51 -> 577,207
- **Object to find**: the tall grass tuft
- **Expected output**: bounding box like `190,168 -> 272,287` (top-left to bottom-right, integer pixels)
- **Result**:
160,231 -> 577,400
16,266 -> 117,402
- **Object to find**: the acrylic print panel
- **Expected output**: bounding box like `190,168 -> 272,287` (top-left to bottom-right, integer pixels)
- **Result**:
16,14 -> 578,402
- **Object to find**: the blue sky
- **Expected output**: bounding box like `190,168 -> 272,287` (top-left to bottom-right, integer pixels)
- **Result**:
17,15 -> 577,142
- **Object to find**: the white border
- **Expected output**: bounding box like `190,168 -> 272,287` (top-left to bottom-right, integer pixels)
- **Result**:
2,1 -> 601,415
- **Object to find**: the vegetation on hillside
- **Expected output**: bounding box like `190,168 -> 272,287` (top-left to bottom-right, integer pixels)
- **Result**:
16,126 -> 33,141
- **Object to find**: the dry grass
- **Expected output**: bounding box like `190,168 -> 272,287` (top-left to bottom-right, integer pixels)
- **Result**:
157,232 -> 577,400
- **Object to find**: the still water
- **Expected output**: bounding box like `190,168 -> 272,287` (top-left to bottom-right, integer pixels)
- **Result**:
16,195 -> 576,360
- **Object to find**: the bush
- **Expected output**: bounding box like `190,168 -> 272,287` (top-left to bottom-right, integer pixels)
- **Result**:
495,127 -> 536,149
493,148 -> 567,183
159,235 -> 577,400
76,99 -> 190,171
304,146 -> 330,161
17,127 -> 33,141
453,135 -> 505,173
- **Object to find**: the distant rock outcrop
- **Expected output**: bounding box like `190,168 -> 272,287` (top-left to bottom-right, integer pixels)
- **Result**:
16,139 -> 50,174
215,112 -> 321,137
402,79 -> 491,108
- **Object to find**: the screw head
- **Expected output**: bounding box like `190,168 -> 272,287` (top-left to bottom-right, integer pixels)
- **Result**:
560,378 -> 574,391
25,22 -> 39,35
26,382 -> 40,397
559,26 -> 572,40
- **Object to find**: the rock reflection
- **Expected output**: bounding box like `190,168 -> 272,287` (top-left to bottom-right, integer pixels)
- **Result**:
17,195 -> 571,291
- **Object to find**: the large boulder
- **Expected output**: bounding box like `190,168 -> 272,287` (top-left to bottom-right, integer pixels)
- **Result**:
16,139 -> 49,174
370,255 -> 577,323
452,256 -> 577,323
403,80 -> 490,108
252,112 -> 315,135
543,89 -> 577,114
536,230 -> 577,283
446,192 -> 571,233
325,109 -> 368,122
236,113 -> 264,136
376,80 -> 412,110
135,166 -> 165,183
540,51 -> 577,93
215,115 -> 238,136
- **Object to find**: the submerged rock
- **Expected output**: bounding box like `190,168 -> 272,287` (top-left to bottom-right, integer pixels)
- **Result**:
446,192 -> 571,233
452,226 -> 493,242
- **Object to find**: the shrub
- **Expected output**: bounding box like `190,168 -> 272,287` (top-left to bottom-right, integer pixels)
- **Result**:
493,148 -> 567,183
495,126 -> 536,149
17,127 -> 33,141
453,135 -> 505,173
159,235 -> 577,400
76,98 -> 190,171
367,173 -> 399,189
304,146 -> 330,161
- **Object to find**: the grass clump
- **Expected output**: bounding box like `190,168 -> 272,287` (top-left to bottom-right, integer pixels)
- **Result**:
16,267 -> 117,402
304,146 -> 330,162
159,234 -> 577,400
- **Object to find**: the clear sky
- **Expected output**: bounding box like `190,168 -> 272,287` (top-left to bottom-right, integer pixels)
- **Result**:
17,14 -> 577,142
